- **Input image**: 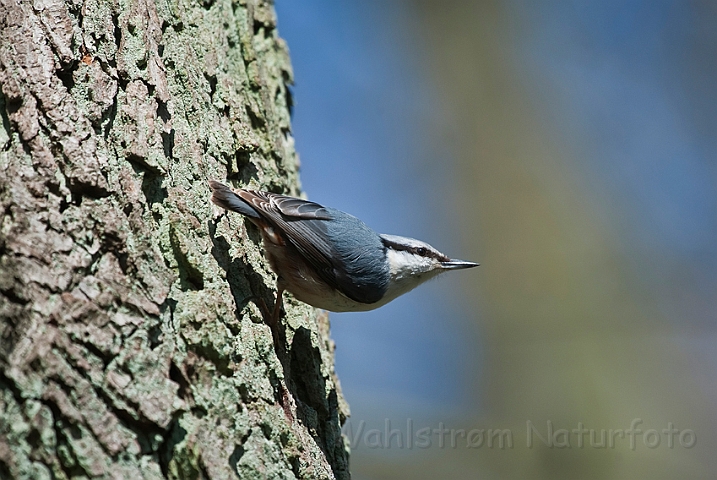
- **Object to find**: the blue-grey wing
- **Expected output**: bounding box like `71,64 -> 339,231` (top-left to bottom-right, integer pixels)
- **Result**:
237,190 -> 336,280
238,189 -> 388,304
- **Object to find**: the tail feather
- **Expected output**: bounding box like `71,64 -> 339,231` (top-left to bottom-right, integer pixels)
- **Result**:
209,181 -> 261,219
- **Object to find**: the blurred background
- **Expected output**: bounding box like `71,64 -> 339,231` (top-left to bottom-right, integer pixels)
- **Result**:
275,1 -> 717,479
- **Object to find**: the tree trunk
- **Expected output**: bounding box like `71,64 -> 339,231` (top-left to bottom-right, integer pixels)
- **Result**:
0,0 -> 349,478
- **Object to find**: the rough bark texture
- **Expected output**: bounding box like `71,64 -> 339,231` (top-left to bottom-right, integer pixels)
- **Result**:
0,0 -> 350,478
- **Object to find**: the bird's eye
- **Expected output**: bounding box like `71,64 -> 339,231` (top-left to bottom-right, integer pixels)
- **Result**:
416,247 -> 427,256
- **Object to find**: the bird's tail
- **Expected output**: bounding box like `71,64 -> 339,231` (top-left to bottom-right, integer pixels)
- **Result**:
209,181 -> 261,219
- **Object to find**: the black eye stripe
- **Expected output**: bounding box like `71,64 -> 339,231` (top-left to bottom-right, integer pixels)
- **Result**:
382,238 -> 449,262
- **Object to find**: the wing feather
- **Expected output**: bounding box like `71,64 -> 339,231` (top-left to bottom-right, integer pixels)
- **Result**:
211,183 -> 387,304
237,190 -> 344,294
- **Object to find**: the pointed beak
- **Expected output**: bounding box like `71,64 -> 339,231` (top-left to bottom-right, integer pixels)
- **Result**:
441,259 -> 480,270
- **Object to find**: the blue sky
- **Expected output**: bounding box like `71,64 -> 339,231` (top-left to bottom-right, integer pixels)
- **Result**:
274,0 -> 717,425
274,0 -> 479,414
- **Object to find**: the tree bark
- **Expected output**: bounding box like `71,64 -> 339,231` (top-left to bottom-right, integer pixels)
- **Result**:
0,0 -> 349,478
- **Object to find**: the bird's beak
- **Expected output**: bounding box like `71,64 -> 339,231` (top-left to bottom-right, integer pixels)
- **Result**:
441,260 -> 480,270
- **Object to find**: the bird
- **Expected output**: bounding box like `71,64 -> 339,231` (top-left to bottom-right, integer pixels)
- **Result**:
209,180 -> 478,316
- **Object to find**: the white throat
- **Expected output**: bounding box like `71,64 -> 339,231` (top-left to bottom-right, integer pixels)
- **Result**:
382,248 -> 443,303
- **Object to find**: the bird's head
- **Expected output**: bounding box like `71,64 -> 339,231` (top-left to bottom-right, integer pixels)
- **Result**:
379,234 -> 479,298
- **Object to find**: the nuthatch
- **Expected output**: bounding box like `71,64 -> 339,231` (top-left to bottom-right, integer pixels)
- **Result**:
209,181 -> 478,315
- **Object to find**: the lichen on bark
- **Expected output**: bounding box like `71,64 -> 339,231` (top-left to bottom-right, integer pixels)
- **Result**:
0,0 -> 349,478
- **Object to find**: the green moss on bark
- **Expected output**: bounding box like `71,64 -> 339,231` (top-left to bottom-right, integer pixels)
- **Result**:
0,0 -> 349,478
